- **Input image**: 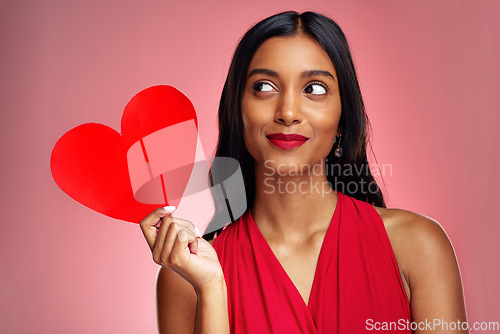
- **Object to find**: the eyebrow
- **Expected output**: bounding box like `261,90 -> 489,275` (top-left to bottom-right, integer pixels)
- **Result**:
301,70 -> 335,81
247,68 -> 335,81
247,68 -> 278,78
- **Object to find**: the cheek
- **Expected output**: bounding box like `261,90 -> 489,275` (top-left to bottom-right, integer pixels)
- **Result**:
241,106 -> 257,142
241,99 -> 264,159
241,95 -> 270,140
310,105 -> 342,153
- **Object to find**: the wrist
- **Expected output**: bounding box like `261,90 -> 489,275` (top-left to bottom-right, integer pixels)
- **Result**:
195,277 -> 227,297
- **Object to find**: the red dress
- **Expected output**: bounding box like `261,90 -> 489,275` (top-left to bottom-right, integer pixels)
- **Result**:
212,191 -> 411,333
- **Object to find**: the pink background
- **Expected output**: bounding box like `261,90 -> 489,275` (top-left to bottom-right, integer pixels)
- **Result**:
1,0 -> 499,332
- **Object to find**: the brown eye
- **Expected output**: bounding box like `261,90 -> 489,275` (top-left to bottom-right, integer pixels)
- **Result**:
253,82 -> 274,92
305,83 -> 327,95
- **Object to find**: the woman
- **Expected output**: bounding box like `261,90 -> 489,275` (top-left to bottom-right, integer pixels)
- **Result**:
140,11 -> 468,334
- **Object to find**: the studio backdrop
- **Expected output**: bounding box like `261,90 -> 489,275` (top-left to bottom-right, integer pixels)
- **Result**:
1,0 -> 499,333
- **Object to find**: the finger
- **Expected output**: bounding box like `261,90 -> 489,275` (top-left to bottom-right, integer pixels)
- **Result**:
174,224 -> 198,255
140,208 -> 170,250
170,218 -> 199,237
188,236 -> 199,255
170,228 -> 198,270
153,206 -> 176,229
152,216 -> 175,263
156,222 -> 195,266
159,221 -> 178,266
155,216 -> 201,239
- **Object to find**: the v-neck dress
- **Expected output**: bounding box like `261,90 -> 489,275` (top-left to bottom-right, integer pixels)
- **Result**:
212,191 -> 411,333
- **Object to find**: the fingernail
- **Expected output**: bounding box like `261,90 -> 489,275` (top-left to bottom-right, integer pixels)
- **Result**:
177,229 -> 188,242
163,205 -> 176,214
194,226 -> 202,238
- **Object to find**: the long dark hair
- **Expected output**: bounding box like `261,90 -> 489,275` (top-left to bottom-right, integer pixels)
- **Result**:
205,11 -> 386,239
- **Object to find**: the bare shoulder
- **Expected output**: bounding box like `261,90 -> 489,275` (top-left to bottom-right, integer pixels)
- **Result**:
372,206 -> 462,304
372,206 -> 455,258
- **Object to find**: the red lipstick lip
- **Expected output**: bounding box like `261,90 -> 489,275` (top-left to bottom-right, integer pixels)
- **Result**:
266,133 -> 309,141
266,133 -> 309,150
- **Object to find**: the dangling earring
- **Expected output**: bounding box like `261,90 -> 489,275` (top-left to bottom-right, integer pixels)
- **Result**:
335,134 -> 343,157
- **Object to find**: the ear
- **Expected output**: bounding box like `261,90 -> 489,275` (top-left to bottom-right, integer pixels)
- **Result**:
336,126 -> 342,137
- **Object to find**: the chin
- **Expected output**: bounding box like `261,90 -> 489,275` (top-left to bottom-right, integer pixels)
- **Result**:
261,154 -> 322,176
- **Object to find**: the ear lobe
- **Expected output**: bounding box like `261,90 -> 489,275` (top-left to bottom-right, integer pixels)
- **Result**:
336,126 -> 342,137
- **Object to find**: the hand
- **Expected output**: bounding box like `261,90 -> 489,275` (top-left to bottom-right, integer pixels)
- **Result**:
140,208 -> 224,293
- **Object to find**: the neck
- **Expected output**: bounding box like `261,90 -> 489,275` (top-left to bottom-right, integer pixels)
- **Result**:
251,162 -> 338,241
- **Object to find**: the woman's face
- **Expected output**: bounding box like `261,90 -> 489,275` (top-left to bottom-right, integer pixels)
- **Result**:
241,34 -> 342,175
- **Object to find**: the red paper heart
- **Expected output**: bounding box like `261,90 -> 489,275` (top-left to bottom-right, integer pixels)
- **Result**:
50,85 -> 198,223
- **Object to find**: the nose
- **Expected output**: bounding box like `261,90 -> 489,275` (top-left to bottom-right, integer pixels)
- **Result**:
274,90 -> 302,126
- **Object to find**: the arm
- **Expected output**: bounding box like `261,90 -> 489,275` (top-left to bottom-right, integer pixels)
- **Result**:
387,210 -> 468,334
156,262 -> 229,334
194,277 -> 229,334
141,209 -> 230,334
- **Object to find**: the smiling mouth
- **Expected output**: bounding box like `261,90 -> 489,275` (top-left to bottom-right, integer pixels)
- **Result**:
266,133 -> 309,150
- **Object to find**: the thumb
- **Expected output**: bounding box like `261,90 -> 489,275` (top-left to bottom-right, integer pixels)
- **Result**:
172,228 -> 198,263
178,229 -> 199,255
